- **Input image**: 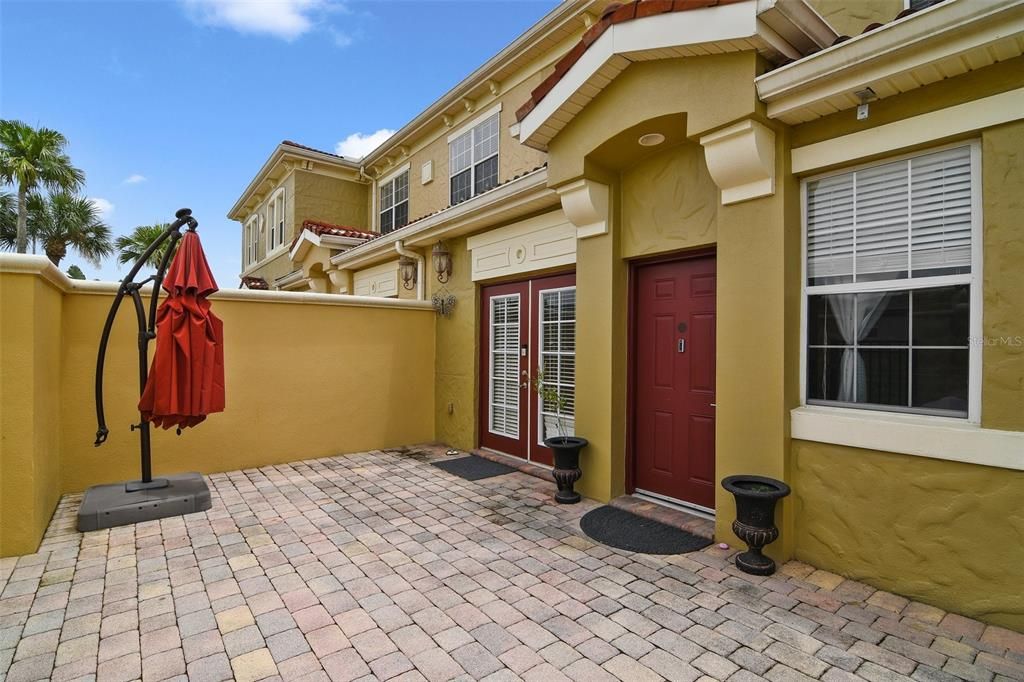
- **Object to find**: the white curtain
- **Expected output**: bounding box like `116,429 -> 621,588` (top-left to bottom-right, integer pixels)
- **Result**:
828,293 -> 891,402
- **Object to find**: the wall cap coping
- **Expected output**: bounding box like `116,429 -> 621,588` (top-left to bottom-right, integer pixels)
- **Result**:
791,405 -> 1024,471
0,254 -> 434,310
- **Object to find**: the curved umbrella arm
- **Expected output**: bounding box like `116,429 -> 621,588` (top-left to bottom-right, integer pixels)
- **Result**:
93,209 -> 197,447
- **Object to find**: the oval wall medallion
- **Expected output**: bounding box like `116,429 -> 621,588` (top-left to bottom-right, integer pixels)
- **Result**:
514,245 -> 527,264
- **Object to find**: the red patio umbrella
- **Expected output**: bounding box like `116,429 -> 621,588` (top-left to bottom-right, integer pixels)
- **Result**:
138,228 -> 225,429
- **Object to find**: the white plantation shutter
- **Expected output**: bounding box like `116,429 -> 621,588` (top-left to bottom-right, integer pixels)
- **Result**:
538,288 -> 576,441
489,295 -> 520,437
806,145 -> 973,283
806,173 -> 854,281
911,146 -> 972,273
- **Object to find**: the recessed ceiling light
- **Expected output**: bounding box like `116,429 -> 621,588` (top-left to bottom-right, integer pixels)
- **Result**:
638,133 -> 665,147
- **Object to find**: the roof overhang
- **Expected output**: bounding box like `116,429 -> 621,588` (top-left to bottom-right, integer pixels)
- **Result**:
274,269 -> 308,291
227,143 -> 362,221
330,166 -> 556,271
289,229 -> 367,263
517,0 -> 832,150
756,0 -> 1024,124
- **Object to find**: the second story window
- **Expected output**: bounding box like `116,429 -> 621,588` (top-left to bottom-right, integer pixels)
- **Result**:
245,214 -> 260,266
379,169 -> 409,234
267,189 -> 285,252
449,109 -> 499,205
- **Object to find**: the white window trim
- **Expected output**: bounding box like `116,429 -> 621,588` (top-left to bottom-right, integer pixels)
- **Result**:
447,102 -> 502,144
449,105 -> 501,205
245,214 -> 261,267
266,188 -> 287,258
377,163 -> 411,233
796,140 -> 994,465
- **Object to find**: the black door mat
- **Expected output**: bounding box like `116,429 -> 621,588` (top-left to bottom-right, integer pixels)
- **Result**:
431,456 -> 515,481
580,505 -> 713,554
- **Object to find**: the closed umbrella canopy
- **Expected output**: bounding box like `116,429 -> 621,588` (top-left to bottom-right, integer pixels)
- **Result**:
139,229 -> 225,429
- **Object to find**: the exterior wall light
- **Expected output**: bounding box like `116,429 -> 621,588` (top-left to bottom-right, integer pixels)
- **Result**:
638,133 -> 665,147
399,255 -> 418,290
432,241 -> 452,284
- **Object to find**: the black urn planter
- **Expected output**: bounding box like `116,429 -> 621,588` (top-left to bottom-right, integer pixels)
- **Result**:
544,436 -> 587,504
722,475 -> 791,576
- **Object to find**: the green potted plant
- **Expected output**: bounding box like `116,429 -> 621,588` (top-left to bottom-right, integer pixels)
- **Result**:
527,369 -> 587,504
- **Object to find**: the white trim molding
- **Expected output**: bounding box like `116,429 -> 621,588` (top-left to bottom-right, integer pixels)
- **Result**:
556,178 -> 609,239
792,406 -> 1024,471
791,88 -> 1024,174
447,102 -> 502,144
699,119 -> 776,205
756,0 -> 1024,125
466,210 -> 576,281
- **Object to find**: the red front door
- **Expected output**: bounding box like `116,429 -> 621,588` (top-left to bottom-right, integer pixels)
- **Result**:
479,274 -> 576,466
632,255 -> 717,509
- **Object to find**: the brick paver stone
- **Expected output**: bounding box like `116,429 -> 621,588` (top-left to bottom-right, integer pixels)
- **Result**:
2,448 -> 1021,682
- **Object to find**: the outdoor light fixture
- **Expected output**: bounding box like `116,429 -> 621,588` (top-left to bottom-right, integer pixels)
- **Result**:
399,255 -> 418,290
432,240 -> 452,283
638,132 -> 665,147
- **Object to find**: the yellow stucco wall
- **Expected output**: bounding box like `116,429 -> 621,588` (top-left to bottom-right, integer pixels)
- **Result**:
792,442 -> 1024,630
805,0 -> 902,38
0,275 -> 64,556
981,121 -> 1024,431
0,267 -> 437,556
292,169 -> 369,231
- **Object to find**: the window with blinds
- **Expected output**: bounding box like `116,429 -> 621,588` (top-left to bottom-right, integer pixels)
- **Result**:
538,287 -> 576,443
379,170 -> 409,234
450,113 -> 500,206
804,144 -> 978,419
489,294 -> 520,438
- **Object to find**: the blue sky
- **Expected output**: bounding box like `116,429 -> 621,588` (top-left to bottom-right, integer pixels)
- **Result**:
1,0 -> 557,285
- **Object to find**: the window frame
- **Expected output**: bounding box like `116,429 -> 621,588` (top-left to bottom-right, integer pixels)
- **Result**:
799,140 -> 983,424
266,188 -> 286,254
536,285 -> 576,447
448,104 -> 502,206
378,164 -> 410,234
245,214 -> 261,267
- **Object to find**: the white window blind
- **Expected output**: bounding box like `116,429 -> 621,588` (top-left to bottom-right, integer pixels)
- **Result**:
489,294 -> 520,438
807,145 -> 972,284
538,288 -> 576,443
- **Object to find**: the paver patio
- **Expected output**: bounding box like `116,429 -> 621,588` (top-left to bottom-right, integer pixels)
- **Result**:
2,446 -> 1022,682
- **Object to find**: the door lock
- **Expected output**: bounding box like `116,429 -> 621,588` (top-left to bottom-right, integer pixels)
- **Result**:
677,338 -> 686,353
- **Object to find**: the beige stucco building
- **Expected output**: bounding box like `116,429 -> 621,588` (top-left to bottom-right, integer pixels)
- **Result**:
227,0 -> 1024,630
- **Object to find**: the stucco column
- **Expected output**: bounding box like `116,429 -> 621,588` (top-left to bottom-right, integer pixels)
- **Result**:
568,178 -> 628,503
712,127 -> 800,560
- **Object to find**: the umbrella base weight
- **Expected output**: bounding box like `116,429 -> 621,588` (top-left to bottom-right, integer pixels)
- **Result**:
77,472 -> 212,532
125,478 -> 169,492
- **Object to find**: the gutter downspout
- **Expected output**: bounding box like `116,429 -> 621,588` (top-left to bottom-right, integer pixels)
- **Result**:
395,240 -> 425,301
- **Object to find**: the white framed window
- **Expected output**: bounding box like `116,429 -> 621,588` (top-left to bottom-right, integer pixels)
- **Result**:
449,106 -> 500,206
379,167 -> 409,234
801,141 -> 982,421
245,214 -> 261,266
267,188 -> 285,253
489,293 -> 520,438
537,286 -> 576,444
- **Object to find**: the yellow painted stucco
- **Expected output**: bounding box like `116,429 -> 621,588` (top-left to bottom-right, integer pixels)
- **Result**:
0,274 -> 63,556
0,266 -> 436,555
792,441 -> 1024,630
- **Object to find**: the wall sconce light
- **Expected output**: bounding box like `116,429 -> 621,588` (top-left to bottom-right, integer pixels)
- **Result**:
399,255 -> 417,290
432,241 -> 452,284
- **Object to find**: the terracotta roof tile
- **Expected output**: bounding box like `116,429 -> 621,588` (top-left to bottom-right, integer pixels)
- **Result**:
516,0 -> 741,122
301,219 -> 380,241
240,275 -> 269,290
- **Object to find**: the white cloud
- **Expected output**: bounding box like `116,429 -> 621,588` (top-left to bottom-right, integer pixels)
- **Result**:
335,129 -> 395,159
89,198 -> 115,218
122,174 -> 147,185
181,0 -> 338,41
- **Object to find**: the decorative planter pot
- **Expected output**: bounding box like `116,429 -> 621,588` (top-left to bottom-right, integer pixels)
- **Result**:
544,437 -> 587,504
722,474 -> 791,576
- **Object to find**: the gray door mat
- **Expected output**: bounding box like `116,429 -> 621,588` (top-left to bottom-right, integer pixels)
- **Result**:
580,505 -> 713,554
431,455 -> 515,481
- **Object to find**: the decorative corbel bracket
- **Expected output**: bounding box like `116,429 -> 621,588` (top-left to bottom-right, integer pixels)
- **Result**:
326,268 -> 350,294
557,178 -> 610,239
699,119 -> 776,205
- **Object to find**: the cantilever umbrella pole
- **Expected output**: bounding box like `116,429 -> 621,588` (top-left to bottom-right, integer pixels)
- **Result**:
93,208 -> 196,492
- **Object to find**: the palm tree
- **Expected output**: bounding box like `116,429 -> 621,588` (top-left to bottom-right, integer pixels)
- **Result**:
0,192 -> 15,241
66,264 -> 86,280
0,120 -> 85,253
115,223 -> 177,268
27,192 -> 113,267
